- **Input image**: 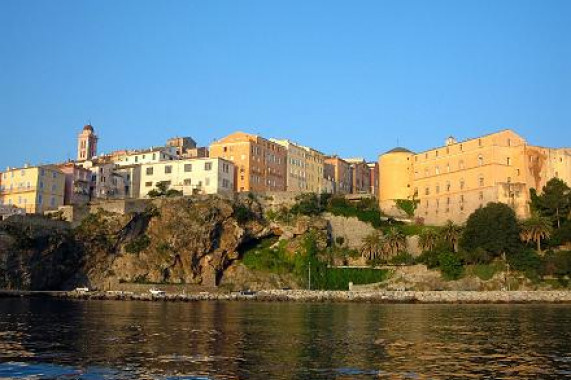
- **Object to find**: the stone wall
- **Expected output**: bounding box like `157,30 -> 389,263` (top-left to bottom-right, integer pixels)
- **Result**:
89,199 -> 150,215
322,212 -> 376,250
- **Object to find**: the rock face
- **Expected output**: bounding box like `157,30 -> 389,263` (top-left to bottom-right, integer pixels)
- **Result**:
0,217 -> 80,290
73,196 -> 273,290
322,212 -> 376,249
0,196 -> 363,291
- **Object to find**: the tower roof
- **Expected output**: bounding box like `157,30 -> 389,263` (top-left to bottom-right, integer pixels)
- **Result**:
385,147 -> 413,154
83,124 -> 94,132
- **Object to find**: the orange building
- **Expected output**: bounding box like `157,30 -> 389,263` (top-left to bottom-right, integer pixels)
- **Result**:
324,156 -> 352,194
209,131 -> 287,192
379,130 -> 571,225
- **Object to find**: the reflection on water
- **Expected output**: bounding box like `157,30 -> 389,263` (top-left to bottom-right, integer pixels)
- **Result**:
0,298 -> 570,379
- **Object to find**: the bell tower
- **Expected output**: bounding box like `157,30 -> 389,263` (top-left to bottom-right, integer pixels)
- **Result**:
77,124 -> 98,161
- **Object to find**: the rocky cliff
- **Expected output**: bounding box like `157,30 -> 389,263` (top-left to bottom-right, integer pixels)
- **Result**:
0,196 -> 331,291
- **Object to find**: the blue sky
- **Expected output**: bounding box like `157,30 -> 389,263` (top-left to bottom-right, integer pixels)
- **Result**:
0,0 -> 569,169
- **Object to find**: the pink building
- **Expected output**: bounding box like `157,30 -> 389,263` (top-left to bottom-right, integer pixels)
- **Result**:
57,163 -> 91,205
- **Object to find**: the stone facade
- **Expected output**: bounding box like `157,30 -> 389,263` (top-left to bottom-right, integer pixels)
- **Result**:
379,130 -> 571,225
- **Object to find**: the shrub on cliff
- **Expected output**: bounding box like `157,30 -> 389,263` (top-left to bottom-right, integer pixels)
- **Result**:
325,196 -> 383,228
460,202 -> 522,257
438,252 -> 463,280
290,193 -> 324,216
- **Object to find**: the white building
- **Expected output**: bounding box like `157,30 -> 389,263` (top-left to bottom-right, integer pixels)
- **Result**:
139,157 -> 235,197
78,160 -> 127,200
113,146 -> 178,166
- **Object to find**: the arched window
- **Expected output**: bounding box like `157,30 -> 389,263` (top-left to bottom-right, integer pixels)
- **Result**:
478,155 -> 483,166
479,176 -> 484,187
446,181 -> 451,192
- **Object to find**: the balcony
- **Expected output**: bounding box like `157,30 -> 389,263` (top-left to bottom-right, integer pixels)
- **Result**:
0,186 -> 38,195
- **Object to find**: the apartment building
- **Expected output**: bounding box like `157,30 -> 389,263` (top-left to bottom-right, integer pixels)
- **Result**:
324,156 -> 352,194
139,157 -> 234,197
57,163 -> 91,205
367,162 -> 379,197
345,158 -> 372,194
209,132 -> 286,192
0,165 -> 65,213
379,129 -> 571,225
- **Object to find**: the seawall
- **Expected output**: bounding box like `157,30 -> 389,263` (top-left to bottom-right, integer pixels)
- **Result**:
3,290 -> 569,304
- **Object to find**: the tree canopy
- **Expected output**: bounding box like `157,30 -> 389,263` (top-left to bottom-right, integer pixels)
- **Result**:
460,202 -> 522,257
530,178 -> 571,229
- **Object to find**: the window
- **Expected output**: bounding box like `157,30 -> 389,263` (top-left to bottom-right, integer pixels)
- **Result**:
507,138 -> 511,147
507,177 -> 511,183
146,167 -> 154,175
50,197 -> 55,207
436,184 -> 440,194
517,169 -> 520,176
478,155 -> 483,166
425,187 -> 430,196
52,172 -> 57,179
446,181 -> 451,192
205,162 -> 212,171
39,181 -> 44,189
153,153 -> 156,160
479,191 -> 484,200
460,179 -> 465,190
165,165 -> 172,174
446,163 -> 450,173
222,179 -> 230,188
506,157 -> 511,166
183,179 -> 192,186
20,169 -> 25,176
145,181 -> 153,187
479,176 -> 484,187
184,164 -> 192,172
478,138 -> 482,147
459,160 -> 464,169
135,156 -> 138,163
38,194 -> 43,204
51,184 -> 56,192
435,166 -> 440,175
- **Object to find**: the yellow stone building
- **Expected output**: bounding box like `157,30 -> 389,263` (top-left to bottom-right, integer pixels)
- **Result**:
269,139 -> 327,193
379,130 -> 571,225
0,165 -> 65,214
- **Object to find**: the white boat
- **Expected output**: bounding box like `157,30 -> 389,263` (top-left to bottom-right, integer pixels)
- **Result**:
74,287 -> 89,293
149,288 -> 166,296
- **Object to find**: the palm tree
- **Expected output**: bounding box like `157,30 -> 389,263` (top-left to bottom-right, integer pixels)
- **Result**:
384,227 -> 407,257
519,215 -> 553,253
440,220 -> 462,253
360,231 -> 384,261
418,228 -> 439,252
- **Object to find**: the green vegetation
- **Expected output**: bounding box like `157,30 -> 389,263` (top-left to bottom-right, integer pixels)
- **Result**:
437,252 -> 463,280
530,178 -> 571,229
241,232 -> 388,290
465,262 -> 505,281
147,181 -> 183,198
325,196 -> 383,228
124,234 -> 151,254
460,202 -> 522,257
395,197 -> 419,218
